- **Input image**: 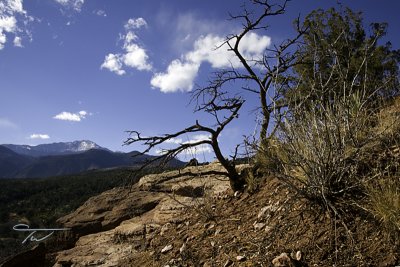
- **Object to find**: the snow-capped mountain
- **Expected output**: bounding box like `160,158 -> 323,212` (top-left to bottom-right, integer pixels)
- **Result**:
3,140 -> 110,157
0,141 -> 185,178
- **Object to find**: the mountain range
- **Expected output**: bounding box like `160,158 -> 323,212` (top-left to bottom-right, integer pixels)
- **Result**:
0,140 -> 184,179
2,140 -> 108,157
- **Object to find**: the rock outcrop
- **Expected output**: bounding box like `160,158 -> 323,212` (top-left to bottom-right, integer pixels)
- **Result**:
52,163 -> 240,266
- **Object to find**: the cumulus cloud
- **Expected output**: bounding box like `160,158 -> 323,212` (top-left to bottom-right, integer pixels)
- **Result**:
165,138 -> 183,144
0,0 -> 33,50
53,110 -> 89,122
0,117 -> 17,128
101,17 -> 152,75
101,53 -> 125,75
151,60 -> 199,93
151,32 -> 271,93
124,18 -> 147,30
29,134 -> 50,140
123,43 -> 152,71
184,134 -> 213,155
54,0 -> 84,12
157,134 -> 212,156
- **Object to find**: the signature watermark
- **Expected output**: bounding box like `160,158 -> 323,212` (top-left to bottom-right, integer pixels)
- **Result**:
13,224 -> 70,244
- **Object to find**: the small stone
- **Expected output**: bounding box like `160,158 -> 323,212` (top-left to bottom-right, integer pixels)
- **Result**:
179,243 -> 186,254
236,255 -> 246,261
223,259 -> 233,267
254,222 -> 266,230
295,251 -> 302,261
211,241 -> 215,247
265,225 -> 272,233
258,205 -> 270,219
272,253 -> 293,267
214,227 -> 222,236
234,191 -> 241,198
161,244 -> 173,253
160,223 -> 171,236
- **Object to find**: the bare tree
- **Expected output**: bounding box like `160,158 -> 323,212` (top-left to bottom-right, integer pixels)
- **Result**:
125,0 -> 306,191
125,90 -> 246,191
220,0 -> 307,142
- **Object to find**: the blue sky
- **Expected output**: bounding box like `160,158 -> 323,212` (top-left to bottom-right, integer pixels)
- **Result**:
0,0 -> 399,160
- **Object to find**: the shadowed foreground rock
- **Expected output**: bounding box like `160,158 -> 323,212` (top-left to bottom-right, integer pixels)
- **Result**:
0,243 -> 45,267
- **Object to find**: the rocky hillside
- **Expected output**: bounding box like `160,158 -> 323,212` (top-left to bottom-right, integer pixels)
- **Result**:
2,161 -> 398,266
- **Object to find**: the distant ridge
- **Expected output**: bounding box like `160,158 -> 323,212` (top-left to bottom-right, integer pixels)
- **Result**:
0,146 -> 33,177
0,141 -> 184,179
2,140 -> 109,157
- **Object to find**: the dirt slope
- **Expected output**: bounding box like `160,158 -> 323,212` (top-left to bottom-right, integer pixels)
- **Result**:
43,160 -> 399,266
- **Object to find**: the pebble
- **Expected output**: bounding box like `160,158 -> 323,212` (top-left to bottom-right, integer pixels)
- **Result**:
236,255 -> 246,261
179,243 -> 186,254
223,259 -> 233,267
254,222 -> 266,230
214,228 -> 222,236
160,223 -> 171,236
272,252 -> 293,267
161,244 -> 173,253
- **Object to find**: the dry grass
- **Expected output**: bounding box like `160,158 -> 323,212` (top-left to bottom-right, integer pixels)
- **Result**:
257,94 -> 400,240
367,176 -> 400,236
269,94 -> 372,205
364,97 -> 400,238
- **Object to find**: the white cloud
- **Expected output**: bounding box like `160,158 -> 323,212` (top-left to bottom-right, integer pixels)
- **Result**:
54,0 -> 84,12
101,53 -> 125,75
123,43 -> 152,71
29,134 -> 50,140
94,9 -> 106,17
151,32 -> 271,93
13,35 -> 22,47
165,138 -> 183,144
125,18 -> 147,30
53,110 -> 89,122
101,17 -> 152,75
151,60 -> 199,93
0,0 -> 32,50
0,0 -> 25,15
0,117 -> 17,128
181,134 -> 213,155
157,134 -> 212,156
0,16 -> 17,32
181,144 -> 212,155
184,134 -> 211,143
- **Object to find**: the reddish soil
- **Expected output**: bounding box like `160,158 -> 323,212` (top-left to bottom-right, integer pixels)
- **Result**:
121,176 -> 399,266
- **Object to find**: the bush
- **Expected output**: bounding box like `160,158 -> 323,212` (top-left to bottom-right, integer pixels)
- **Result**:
268,94 -> 375,208
258,92 -> 400,240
